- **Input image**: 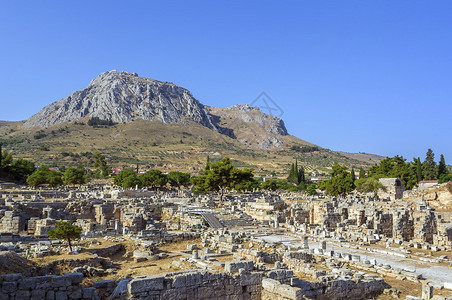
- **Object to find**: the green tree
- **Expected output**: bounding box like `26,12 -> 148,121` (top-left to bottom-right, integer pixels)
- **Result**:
318,163 -> 354,196
306,184 -> 317,195
438,154 -> 447,179
114,170 -> 141,189
140,169 -> 168,187
63,166 -> 89,185
414,157 -> 423,183
423,149 -> 437,180
439,174 -> 452,184
368,156 -> 418,190
168,171 -> 191,188
355,178 -> 385,195
359,167 -> 366,179
47,221 -> 82,252
351,168 -> 356,183
287,159 -> 305,185
205,156 -> 211,171
26,167 -> 63,187
9,158 -> 35,181
192,157 -> 255,200
261,178 -> 289,191
93,152 -> 111,178
0,148 -> 13,170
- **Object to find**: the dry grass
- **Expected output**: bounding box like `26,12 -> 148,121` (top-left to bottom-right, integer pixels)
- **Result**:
0,119 -> 379,175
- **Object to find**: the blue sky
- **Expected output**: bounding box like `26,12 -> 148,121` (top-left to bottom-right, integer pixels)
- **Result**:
1,1 -> 451,163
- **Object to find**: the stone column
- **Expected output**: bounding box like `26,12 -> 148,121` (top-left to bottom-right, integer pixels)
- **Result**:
421,283 -> 433,300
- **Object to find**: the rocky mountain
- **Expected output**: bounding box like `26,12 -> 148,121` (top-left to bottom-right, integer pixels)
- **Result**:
22,71 -> 290,149
23,71 -> 218,131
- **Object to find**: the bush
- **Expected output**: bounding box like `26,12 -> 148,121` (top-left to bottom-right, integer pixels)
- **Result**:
439,174 -> 452,184
88,117 -> 116,127
34,131 -> 47,139
291,145 -> 320,153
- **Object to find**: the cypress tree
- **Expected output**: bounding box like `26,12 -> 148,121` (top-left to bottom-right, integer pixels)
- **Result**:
415,157 -> 423,182
0,143 -> 2,170
287,162 -> 296,184
359,167 -> 366,179
423,149 -> 437,180
438,154 -> 447,178
351,168 -> 356,182
205,156 -> 211,171
298,165 -> 305,184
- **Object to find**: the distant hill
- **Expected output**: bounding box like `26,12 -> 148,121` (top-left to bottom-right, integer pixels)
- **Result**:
0,71 -> 384,175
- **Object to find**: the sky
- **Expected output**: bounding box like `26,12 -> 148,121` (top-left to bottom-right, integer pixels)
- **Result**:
0,1 -> 451,163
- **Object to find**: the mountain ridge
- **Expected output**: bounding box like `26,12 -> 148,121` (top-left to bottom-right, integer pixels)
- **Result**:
22,70 -> 289,150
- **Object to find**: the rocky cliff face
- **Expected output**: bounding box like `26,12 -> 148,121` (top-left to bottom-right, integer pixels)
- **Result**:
23,71 -> 218,130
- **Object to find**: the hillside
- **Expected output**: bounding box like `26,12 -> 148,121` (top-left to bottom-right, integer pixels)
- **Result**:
0,119 -> 382,176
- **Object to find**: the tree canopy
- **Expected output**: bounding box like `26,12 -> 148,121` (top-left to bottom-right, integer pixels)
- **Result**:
141,169 -> 168,188
318,163 -> 354,196
368,156 -> 417,190
168,171 -> 191,188
191,157 -> 256,200
0,145 -> 35,182
93,152 -> 111,178
48,221 -> 82,252
423,148 -> 437,180
114,170 -> 141,189
63,166 -> 89,185
354,177 -> 385,195
26,167 -> 63,187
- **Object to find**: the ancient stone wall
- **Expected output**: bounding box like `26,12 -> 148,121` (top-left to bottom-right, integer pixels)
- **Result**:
126,270 -> 262,300
0,272 -> 114,300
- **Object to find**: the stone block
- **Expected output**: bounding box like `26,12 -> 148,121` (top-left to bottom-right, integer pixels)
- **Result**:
82,287 -> 95,299
1,281 -> 17,293
240,273 -> 261,286
68,288 -> 82,299
64,272 -> 84,284
3,273 -> 22,281
172,274 -> 186,288
93,279 -> 115,290
224,260 -> 254,274
128,276 -> 164,294
31,289 -> 47,300
18,277 -> 36,290
15,290 -> 31,299
51,275 -> 71,288
55,291 -> 68,300
198,286 -> 215,298
46,290 -> 55,300
185,272 -> 202,287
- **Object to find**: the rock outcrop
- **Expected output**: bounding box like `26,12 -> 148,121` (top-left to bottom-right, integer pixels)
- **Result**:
207,104 -> 288,149
23,71 -> 218,130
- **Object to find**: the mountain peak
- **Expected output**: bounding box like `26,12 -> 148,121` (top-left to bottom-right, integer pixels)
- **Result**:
22,71 -> 217,130
89,70 -> 139,85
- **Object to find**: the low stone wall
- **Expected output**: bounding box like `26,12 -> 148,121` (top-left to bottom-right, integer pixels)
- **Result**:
262,278 -> 303,300
0,272 -> 115,300
262,276 -> 388,300
126,270 -> 262,300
